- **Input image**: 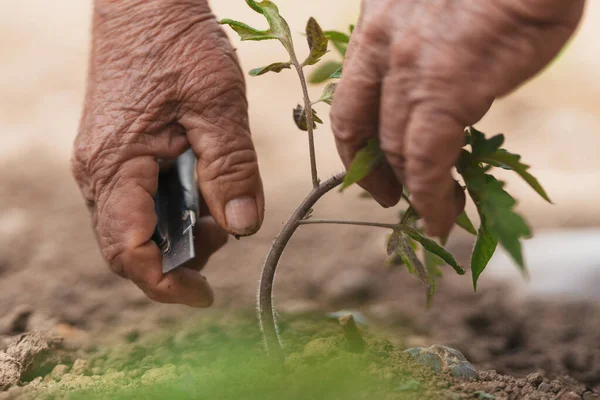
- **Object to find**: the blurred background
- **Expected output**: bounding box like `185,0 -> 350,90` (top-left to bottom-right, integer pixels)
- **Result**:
1,0 -> 599,386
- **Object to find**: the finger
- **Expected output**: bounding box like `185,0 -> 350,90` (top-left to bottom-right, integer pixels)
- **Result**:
378,71 -> 411,186
404,106 -> 466,238
118,242 -> 214,308
331,31 -> 402,207
179,61 -> 264,238
514,0 -> 585,22
191,216 -> 229,271
136,122 -> 190,160
95,157 -> 213,307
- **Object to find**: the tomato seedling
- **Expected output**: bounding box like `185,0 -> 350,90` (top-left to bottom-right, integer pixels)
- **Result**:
221,0 -> 550,363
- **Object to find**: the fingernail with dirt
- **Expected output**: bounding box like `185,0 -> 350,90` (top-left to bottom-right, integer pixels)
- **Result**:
225,196 -> 259,236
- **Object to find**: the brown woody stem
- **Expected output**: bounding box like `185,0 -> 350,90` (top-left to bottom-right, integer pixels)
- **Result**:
257,173 -> 345,363
298,219 -> 401,230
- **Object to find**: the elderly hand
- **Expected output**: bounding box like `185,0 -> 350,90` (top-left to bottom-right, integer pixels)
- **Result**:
72,0 -> 264,307
331,0 -> 584,237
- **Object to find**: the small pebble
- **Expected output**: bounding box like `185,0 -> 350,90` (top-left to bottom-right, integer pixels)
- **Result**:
527,372 -> 543,387
404,345 -> 477,379
326,310 -> 368,326
562,392 -> 582,400
50,364 -> 69,381
538,382 -> 551,393
71,359 -> 88,375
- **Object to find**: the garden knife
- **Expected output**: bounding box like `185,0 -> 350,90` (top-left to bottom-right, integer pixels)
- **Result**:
151,149 -> 199,274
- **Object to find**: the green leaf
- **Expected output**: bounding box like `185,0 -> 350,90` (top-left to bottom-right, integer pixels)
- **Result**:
460,156 -> 531,271
324,30 -> 350,56
308,61 -> 343,83
404,227 -> 466,276
319,82 -> 337,105
220,1 -> 294,53
424,250 -> 444,278
323,30 -> 350,43
456,211 -> 477,235
293,105 -> 323,131
481,149 -> 552,203
249,62 -> 291,76
303,17 -> 328,66
400,206 -> 420,225
424,250 -> 445,307
469,127 -> 505,158
341,138 -> 385,190
244,0 -> 264,13
329,66 -> 342,79
219,19 -> 277,41
471,222 -> 498,291
388,231 -> 429,286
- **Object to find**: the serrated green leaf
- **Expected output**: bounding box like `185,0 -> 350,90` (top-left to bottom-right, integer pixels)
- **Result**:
403,227 -> 466,275
329,66 -> 342,79
249,62 -> 291,76
460,155 -> 531,271
293,105 -> 323,131
456,211 -> 477,235
469,127 -> 505,158
319,82 -> 337,105
303,18 -> 328,66
481,149 -> 552,203
471,222 -> 498,291
341,138 -> 385,190
308,61 -> 343,83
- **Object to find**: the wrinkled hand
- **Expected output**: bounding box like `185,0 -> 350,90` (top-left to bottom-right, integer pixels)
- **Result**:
72,0 -> 264,307
331,0 -> 584,236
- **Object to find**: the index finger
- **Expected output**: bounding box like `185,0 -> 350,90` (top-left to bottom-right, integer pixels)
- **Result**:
330,26 -> 402,207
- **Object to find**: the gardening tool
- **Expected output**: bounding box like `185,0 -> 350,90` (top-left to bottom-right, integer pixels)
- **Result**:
151,149 -> 199,274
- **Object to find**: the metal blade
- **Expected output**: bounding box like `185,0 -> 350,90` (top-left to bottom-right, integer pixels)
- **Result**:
152,149 -> 199,274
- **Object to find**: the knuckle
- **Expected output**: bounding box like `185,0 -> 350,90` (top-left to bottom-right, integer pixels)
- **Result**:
201,145 -> 259,186
183,66 -> 248,127
388,37 -> 419,70
381,145 -> 406,178
361,13 -> 392,49
330,109 -> 372,144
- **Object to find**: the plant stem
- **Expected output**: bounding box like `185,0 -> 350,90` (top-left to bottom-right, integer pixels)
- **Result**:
298,219 -> 400,230
258,173 -> 345,363
291,56 -> 319,188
